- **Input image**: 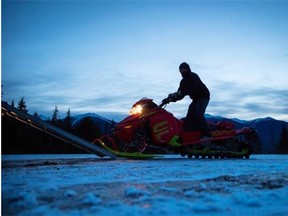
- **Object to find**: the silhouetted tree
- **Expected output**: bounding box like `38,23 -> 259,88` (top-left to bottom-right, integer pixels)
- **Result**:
17,97 -> 28,113
74,116 -> 101,141
11,100 -> 15,107
277,126 -> 288,154
51,106 -> 59,125
63,108 -> 72,132
33,112 -> 40,119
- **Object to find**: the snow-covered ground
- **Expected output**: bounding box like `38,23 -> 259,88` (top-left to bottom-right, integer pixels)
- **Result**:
2,154 -> 288,216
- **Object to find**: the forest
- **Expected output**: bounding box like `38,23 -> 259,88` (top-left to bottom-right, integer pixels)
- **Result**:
2,97 -> 114,154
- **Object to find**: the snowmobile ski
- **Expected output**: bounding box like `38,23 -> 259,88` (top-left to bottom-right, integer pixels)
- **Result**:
93,139 -> 163,159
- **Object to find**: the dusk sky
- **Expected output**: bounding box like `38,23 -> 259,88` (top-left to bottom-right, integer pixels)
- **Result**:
2,0 -> 288,122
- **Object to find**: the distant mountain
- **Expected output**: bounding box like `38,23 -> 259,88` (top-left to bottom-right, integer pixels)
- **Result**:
205,115 -> 288,154
246,117 -> 288,154
70,113 -> 116,135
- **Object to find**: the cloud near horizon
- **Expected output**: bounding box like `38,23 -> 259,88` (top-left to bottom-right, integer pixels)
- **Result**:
207,82 -> 288,121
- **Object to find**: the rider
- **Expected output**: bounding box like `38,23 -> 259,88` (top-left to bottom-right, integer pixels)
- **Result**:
166,62 -> 212,139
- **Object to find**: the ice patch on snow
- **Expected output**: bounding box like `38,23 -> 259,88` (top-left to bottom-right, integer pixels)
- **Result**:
233,192 -> 262,207
64,190 -> 77,197
124,187 -> 151,198
82,192 -> 102,205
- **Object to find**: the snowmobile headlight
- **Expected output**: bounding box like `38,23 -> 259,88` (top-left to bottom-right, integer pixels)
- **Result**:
129,104 -> 143,115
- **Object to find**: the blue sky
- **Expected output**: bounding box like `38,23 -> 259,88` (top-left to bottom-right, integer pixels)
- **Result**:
2,0 -> 288,122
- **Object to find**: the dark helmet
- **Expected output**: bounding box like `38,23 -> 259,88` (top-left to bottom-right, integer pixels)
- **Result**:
179,62 -> 190,70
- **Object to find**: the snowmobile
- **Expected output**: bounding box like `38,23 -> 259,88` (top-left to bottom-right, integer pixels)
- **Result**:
93,97 -> 259,159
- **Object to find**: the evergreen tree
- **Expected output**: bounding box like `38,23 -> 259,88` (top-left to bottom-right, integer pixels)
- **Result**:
64,108 -> 72,132
17,97 -> 28,113
11,100 -> 15,107
74,116 -> 101,141
277,126 -> 288,154
111,119 -> 116,127
33,111 -> 40,119
51,106 -> 59,125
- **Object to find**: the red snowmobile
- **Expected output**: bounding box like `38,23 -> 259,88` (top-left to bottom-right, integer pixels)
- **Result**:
93,97 -> 259,159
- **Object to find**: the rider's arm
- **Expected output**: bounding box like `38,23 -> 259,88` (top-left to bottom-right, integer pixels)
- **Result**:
168,91 -> 183,102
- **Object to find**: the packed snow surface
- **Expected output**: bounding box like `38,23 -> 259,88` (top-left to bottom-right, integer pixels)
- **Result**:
2,154 -> 288,216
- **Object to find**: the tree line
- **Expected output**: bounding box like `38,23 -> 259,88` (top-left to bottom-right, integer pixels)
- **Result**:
277,126 -> 288,154
2,97 -> 115,154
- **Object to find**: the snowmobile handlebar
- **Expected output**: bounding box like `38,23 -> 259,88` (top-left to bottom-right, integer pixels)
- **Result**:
159,97 -> 172,108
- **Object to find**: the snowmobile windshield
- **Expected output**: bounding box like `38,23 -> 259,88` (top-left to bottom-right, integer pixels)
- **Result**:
129,98 -> 158,115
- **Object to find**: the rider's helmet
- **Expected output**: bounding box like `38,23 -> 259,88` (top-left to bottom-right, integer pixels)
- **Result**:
179,62 -> 190,71
179,62 -> 191,78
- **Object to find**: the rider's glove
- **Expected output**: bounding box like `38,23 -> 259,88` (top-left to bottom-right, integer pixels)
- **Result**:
168,91 -> 181,102
162,97 -> 171,105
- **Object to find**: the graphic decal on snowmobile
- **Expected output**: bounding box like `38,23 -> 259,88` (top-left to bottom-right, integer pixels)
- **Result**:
153,120 -> 169,141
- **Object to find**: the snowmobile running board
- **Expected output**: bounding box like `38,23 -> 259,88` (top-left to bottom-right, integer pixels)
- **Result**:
1,101 -> 116,159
